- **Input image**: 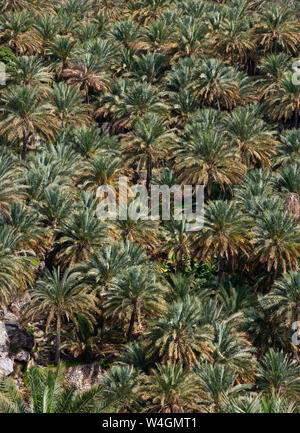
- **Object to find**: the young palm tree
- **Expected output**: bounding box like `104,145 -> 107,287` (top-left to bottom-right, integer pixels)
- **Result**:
55,210 -> 106,265
252,210 -> 300,278
213,18 -> 255,67
146,296 -> 213,369
7,55 -> 53,91
25,267 -> 99,364
162,217 -> 193,273
0,10 -> 40,55
193,200 -> 250,285
258,53 -> 290,97
265,271 -> 300,345
137,363 -> 202,413
195,58 -> 253,109
0,365 -> 102,413
254,4 -> 300,54
276,129 -> 300,166
224,105 -> 279,167
174,17 -> 208,58
0,152 -> 25,219
269,72 -> 300,128
173,129 -> 246,198
256,349 -> 300,399
105,266 -> 164,341
77,155 -> 122,193
0,228 -> 33,306
48,36 -> 77,73
48,82 -> 91,129
98,80 -> 168,129
0,85 -> 57,159
99,365 -> 140,412
62,53 -> 110,103
224,392 -> 298,413
211,320 -> 255,381
194,363 -> 250,413
109,18 -> 141,50
123,113 -> 176,191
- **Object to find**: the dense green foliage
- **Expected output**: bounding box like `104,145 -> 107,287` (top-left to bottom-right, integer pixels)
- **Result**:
0,0 -> 300,413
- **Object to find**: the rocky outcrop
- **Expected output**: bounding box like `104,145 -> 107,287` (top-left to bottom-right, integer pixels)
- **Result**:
65,363 -> 103,392
5,322 -> 34,363
0,322 -> 14,378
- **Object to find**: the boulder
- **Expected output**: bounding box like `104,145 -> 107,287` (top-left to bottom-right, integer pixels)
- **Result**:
65,363 -> 103,392
5,323 -> 34,352
14,350 -> 30,362
0,358 -> 14,377
0,322 -> 14,378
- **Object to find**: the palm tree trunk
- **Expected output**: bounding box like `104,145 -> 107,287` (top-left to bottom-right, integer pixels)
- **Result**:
85,88 -> 90,105
22,130 -> 30,160
231,46 -> 235,67
127,301 -> 137,342
55,313 -> 61,365
146,154 -> 152,192
218,255 -> 224,286
294,110 -> 298,129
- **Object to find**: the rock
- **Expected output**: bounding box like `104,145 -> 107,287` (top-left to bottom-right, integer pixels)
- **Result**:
0,358 -> 14,377
65,363 -> 103,392
14,350 -> 30,362
0,322 -> 8,351
5,323 -> 34,352
0,321 -> 14,378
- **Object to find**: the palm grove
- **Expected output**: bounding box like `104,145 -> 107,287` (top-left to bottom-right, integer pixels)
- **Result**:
0,0 -> 300,413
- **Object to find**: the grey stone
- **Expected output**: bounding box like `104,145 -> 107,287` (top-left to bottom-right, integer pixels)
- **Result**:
0,358 -> 14,377
14,350 -> 30,362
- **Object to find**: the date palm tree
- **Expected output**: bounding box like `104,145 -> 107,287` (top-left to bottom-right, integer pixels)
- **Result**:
123,113 -> 176,191
213,18 -> 255,67
265,271 -> 300,346
62,53 -> 110,104
195,58 -> 253,110
0,227 -> 33,306
172,129 -> 246,198
55,209 -> 106,266
105,266 -> 164,341
193,201 -> 250,285
252,210 -> 300,278
48,82 -> 91,129
0,152 -> 25,219
268,72 -> 300,128
224,105 -> 279,167
0,85 -> 57,159
98,80 -> 168,129
99,365 -> 140,412
0,365 -> 102,413
256,349 -> 300,399
194,363 -> 250,413
253,4 -> 300,54
146,296 -> 214,368
137,363 -> 202,413
7,55 -> 53,91
25,267 -> 99,364
0,10 -> 40,55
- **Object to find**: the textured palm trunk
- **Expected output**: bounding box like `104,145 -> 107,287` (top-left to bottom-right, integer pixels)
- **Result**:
85,88 -> 90,105
218,255 -> 224,286
294,109 -> 298,129
146,154 -> 152,192
22,130 -> 30,160
55,313 -> 61,365
127,300 -> 137,342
